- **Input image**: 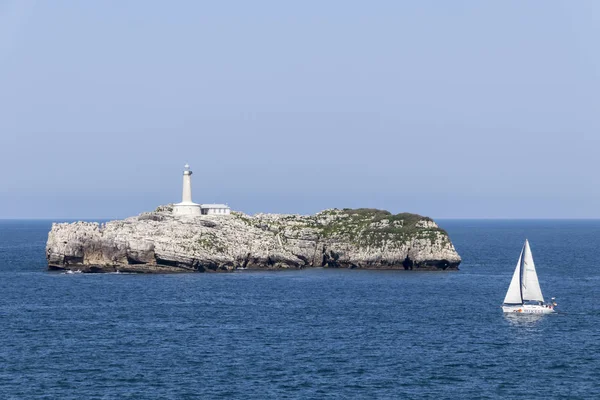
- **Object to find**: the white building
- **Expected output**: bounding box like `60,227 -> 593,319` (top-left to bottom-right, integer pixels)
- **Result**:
201,204 -> 231,215
172,164 -> 231,216
172,164 -> 202,216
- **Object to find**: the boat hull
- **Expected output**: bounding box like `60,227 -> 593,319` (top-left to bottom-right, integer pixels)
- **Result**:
502,304 -> 555,314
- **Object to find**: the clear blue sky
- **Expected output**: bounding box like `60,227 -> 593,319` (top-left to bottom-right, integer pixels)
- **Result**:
1,1 -> 599,219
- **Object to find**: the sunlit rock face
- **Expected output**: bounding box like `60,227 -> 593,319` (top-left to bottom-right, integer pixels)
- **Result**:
46,207 -> 461,273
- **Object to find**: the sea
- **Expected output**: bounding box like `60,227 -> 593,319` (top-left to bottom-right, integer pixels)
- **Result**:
1,219 -> 600,399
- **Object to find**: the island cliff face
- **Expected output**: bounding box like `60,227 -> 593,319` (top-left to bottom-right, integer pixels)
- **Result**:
46,206 -> 461,273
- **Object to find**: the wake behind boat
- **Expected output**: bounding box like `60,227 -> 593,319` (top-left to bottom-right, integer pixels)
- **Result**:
502,239 -> 556,314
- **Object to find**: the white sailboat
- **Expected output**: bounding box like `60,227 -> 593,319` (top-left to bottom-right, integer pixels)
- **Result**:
502,239 -> 556,314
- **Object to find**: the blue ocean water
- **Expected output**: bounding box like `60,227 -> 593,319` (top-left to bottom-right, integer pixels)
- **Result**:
1,219 -> 600,399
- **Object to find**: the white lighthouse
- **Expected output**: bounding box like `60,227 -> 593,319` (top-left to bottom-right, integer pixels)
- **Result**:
172,164 -> 202,216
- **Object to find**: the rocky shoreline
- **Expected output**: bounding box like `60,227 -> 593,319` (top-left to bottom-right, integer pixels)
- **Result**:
46,206 -> 461,273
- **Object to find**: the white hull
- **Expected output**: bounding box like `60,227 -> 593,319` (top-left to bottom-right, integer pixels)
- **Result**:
502,304 -> 555,314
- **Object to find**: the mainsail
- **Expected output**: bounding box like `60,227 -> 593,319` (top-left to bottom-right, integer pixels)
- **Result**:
521,240 -> 544,302
503,239 -> 545,305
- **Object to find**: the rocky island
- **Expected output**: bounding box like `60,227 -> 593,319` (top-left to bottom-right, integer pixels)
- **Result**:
46,206 -> 461,273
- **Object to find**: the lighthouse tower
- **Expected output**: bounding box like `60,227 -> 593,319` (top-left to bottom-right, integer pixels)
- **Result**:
172,164 -> 202,216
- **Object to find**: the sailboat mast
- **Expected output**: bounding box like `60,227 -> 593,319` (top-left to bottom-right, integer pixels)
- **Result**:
519,244 -> 524,303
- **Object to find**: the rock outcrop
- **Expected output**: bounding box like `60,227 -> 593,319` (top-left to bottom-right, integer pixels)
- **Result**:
46,206 -> 461,273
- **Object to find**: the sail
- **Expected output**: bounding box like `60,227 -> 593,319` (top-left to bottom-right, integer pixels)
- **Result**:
521,240 -> 544,302
503,248 -> 523,304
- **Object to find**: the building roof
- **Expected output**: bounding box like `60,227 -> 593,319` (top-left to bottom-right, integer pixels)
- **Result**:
201,204 -> 230,209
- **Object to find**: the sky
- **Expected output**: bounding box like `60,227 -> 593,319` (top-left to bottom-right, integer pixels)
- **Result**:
1,1 -> 599,219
